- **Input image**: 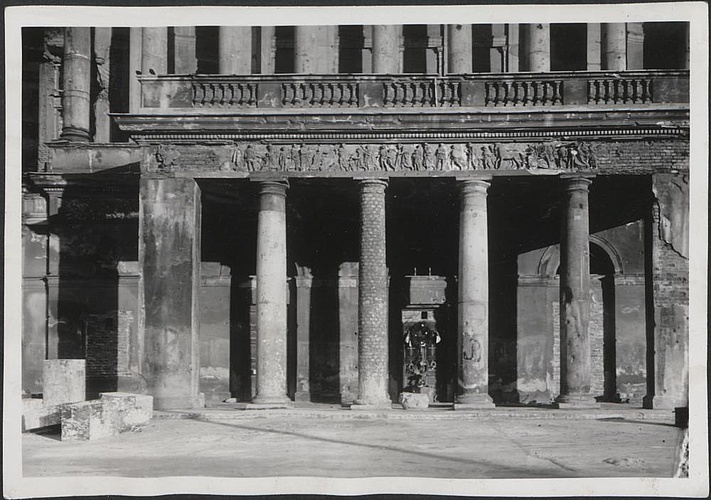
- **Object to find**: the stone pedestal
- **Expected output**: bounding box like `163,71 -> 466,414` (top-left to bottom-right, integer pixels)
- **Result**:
43,359 -> 85,407
60,401 -> 119,441
353,179 -> 391,409
140,177 -> 202,409
448,24 -> 473,73
455,179 -> 495,409
251,181 -> 291,406
555,176 -> 599,408
372,26 -> 400,73
523,23 -> 550,72
219,27 -> 252,74
601,23 -> 627,70
141,27 -> 168,75
60,27 -> 91,142
99,392 -> 153,430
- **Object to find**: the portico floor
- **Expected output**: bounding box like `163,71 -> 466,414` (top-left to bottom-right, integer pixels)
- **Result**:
23,404 -> 685,480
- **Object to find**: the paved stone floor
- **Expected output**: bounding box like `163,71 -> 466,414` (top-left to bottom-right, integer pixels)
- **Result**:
23,406 -> 684,479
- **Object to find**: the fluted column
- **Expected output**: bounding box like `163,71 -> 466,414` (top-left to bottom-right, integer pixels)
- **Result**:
251,181 -> 291,406
219,26 -> 252,74
354,179 -> 390,409
448,24 -> 473,73
601,23 -> 627,70
372,25 -> 400,73
141,27 -> 168,75
60,27 -> 91,142
523,23 -> 550,72
556,176 -> 599,408
455,179 -> 495,409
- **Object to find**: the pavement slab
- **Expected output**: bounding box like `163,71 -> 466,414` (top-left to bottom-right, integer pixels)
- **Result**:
23,411 -> 683,479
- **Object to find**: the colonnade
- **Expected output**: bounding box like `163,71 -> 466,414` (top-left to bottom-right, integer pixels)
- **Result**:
58,23 -> 655,143
139,174 -> 597,409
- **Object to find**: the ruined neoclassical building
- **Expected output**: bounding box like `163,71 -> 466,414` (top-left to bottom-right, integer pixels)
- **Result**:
21,21 -> 690,410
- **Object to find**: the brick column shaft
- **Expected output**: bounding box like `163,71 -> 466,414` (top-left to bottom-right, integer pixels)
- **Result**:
219,26 -> 252,74
448,24 -> 473,73
455,179 -> 495,408
60,27 -> 92,142
372,25 -> 400,73
355,179 -> 390,408
252,181 -> 291,406
557,176 -> 598,407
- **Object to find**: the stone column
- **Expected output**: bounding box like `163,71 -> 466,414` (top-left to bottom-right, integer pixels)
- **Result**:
601,23 -> 627,70
260,26 -> 276,74
219,27 -> 252,74
295,26 -> 338,74
455,179 -> 494,409
586,23 -> 602,71
507,23 -> 520,72
128,28 -> 142,113
354,179 -> 390,408
251,181 -> 291,407
372,25 -> 400,73
141,27 -> 168,75
523,23 -> 550,72
60,27 -> 91,142
173,27 -> 198,74
556,176 -> 598,408
448,24 -> 473,73
626,23 -> 645,70
140,177 -> 201,409
294,270 -> 312,402
93,27 -> 112,143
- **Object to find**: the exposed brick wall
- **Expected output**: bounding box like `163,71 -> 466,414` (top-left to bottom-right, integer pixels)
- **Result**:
595,139 -> 689,174
84,311 -> 131,377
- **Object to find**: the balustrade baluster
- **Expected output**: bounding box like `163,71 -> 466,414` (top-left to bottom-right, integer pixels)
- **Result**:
553,81 -> 562,105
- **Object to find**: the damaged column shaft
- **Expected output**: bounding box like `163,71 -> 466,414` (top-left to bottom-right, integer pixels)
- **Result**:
556,176 -> 598,407
252,181 -> 291,406
60,27 -> 92,142
355,179 -> 391,408
455,179 -> 495,409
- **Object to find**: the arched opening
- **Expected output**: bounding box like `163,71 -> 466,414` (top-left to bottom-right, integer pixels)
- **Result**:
589,242 -> 618,402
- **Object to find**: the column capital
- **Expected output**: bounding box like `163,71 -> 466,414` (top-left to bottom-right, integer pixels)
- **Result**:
258,180 -> 289,197
560,175 -> 594,192
358,178 -> 389,191
459,178 -> 491,197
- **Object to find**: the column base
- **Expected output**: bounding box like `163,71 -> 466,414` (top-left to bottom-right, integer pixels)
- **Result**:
249,394 -> 292,408
293,391 -> 311,403
553,394 -> 600,409
59,126 -> 91,143
645,395 -> 686,410
454,394 -> 495,409
350,402 -> 393,411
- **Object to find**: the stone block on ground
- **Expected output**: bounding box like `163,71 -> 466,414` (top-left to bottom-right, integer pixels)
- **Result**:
60,400 -> 121,441
99,392 -> 153,430
43,359 -> 86,407
22,399 -> 60,431
399,392 -> 430,410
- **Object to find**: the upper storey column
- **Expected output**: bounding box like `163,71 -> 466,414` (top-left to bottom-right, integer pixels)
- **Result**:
372,25 -> 400,73
60,27 -> 91,142
219,27 -> 252,74
141,27 -> 168,75
295,26 -> 338,73
354,179 -> 391,409
252,181 -> 291,407
523,23 -> 550,72
455,179 -> 495,409
556,176 -> 599,408
601,23 -> 627,70
447,24 -> 473,73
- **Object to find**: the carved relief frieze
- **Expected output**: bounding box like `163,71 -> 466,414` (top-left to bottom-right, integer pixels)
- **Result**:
147,141 -> 598,174
213,141 -> 598,174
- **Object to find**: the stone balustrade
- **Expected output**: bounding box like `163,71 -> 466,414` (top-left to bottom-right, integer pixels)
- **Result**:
138,70 -> 688,111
